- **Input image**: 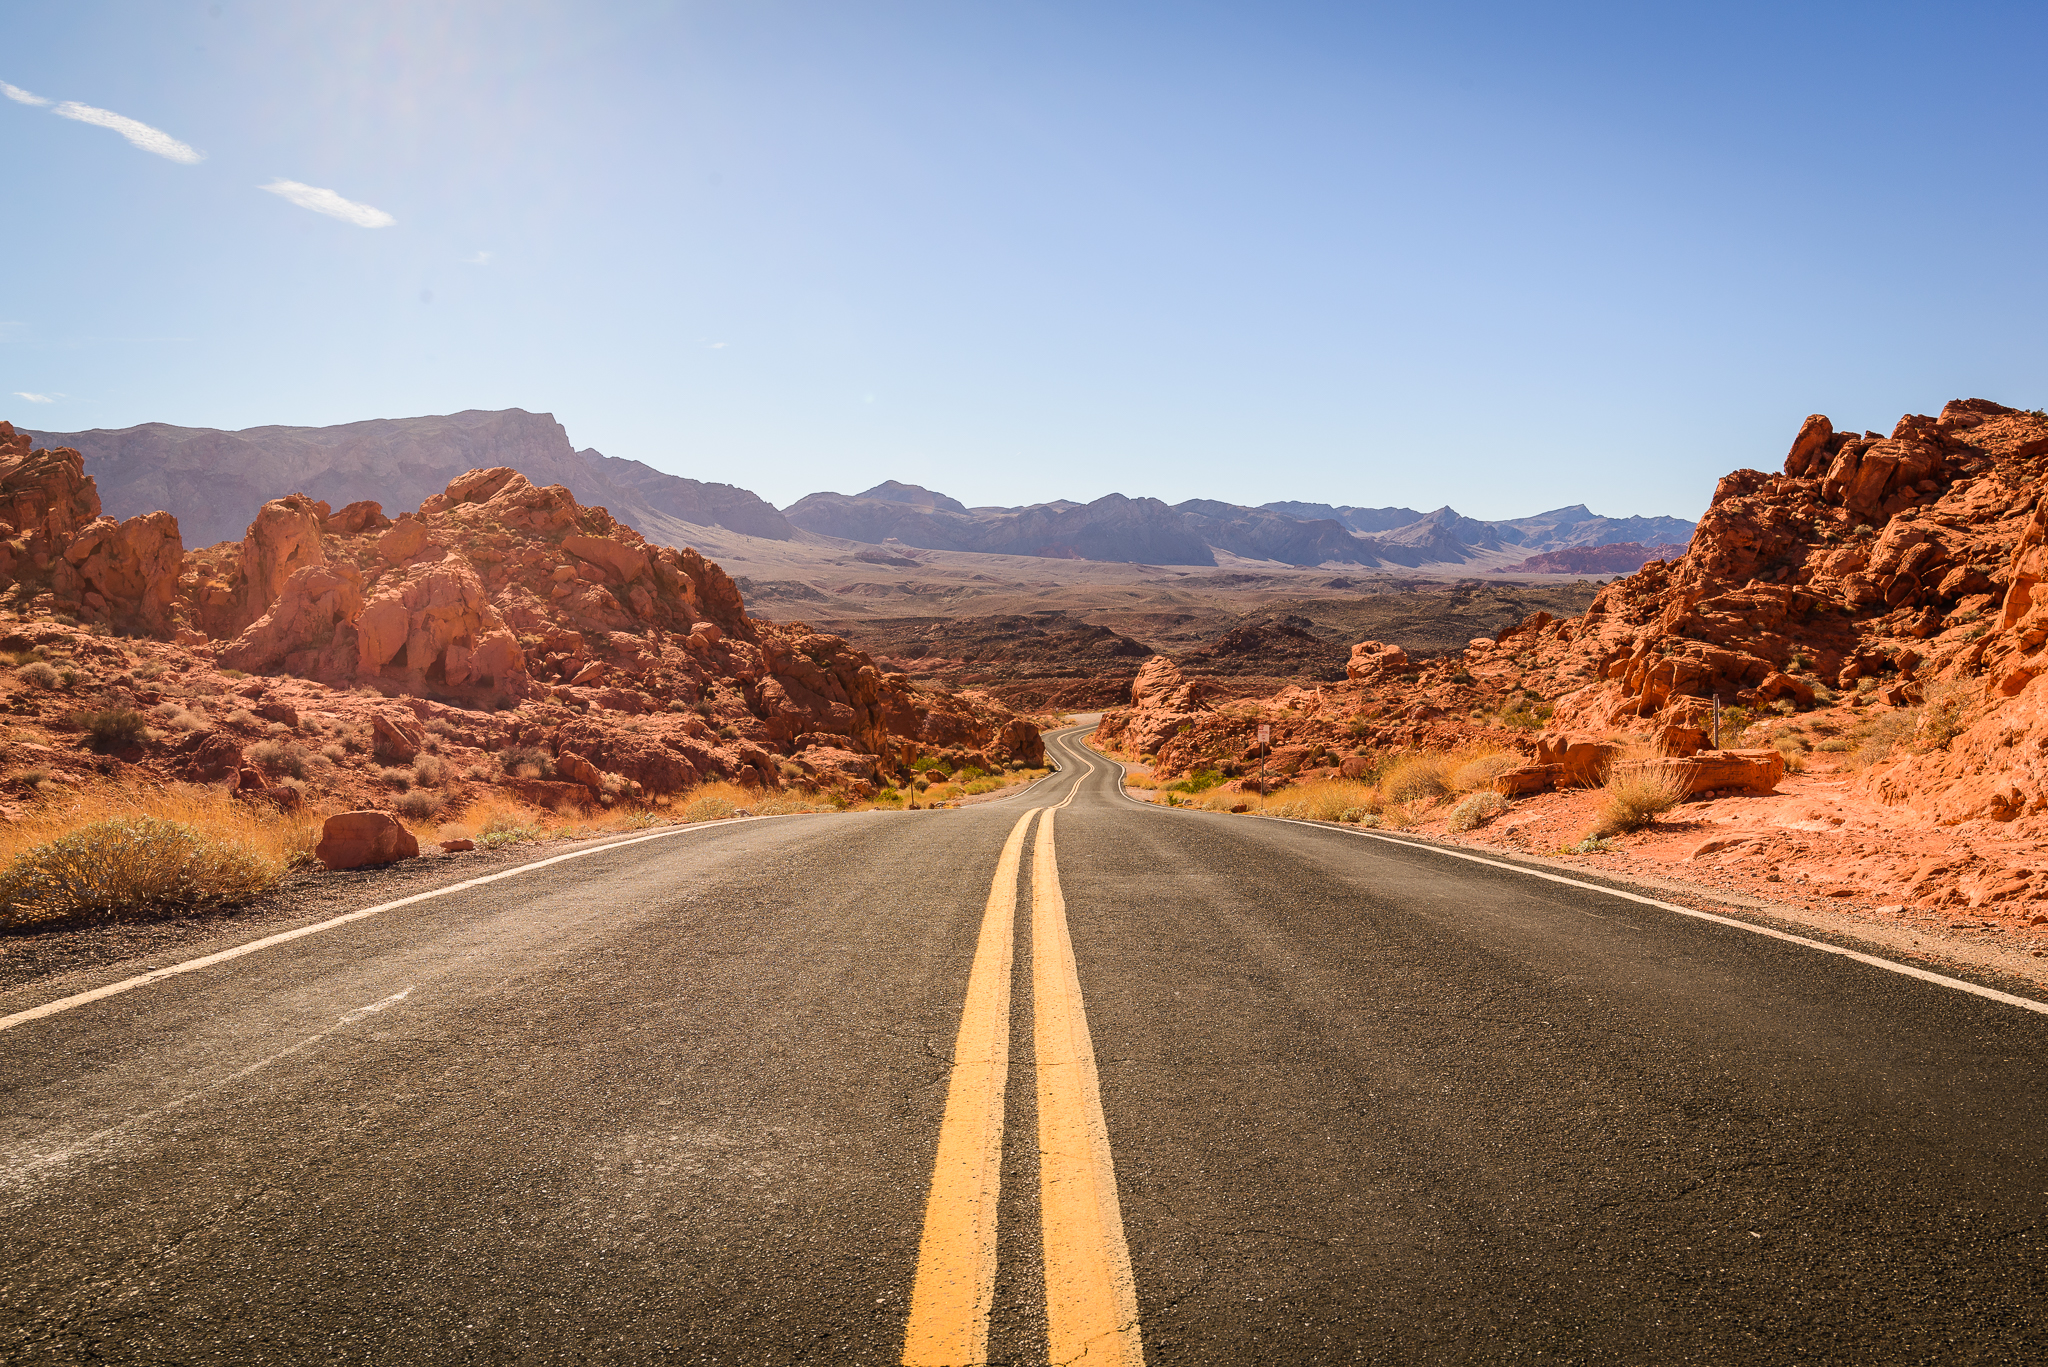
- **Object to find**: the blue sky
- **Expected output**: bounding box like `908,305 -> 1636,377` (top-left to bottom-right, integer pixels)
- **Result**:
3,2 -> 2044,522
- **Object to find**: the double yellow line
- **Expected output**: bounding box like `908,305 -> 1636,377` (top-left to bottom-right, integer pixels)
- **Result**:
903,805 -> 1144,1367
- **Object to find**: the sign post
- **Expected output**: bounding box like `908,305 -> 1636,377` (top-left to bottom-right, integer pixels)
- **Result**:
1257,723 -> 1271,810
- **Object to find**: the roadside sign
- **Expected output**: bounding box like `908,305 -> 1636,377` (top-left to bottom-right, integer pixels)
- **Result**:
1257,724 -> 1270,744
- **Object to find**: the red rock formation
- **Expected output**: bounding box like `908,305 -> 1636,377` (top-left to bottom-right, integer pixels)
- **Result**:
315,810 -> 421,869
0,437 -> 1042,811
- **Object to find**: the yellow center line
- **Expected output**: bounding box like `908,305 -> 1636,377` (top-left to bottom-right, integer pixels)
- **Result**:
904,806 -> 1042,1367
1032,809 -> 1145,1367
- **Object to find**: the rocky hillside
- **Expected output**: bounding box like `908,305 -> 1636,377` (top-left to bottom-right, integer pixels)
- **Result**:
1097,398 -> 2048,917
0,421 -> 1040,817
23,409 -> 794,550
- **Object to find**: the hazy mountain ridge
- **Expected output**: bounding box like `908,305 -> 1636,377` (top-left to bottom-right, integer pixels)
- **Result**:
23,409 -> 795,549
24,407 -> 1694,571
786,484 -> 1696,569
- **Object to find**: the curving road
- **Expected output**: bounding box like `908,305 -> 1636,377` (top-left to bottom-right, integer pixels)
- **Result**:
4,724 -> 2047,1364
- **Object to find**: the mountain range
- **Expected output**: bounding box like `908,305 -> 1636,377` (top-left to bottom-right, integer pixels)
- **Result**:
22,408 -> 1695,571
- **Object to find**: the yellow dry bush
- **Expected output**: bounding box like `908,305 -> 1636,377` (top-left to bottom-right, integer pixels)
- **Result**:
0,782 -> 318,930
1379,753 -> 1457,806
1588,766 -> 1687,838
1451,751 -> 1521,792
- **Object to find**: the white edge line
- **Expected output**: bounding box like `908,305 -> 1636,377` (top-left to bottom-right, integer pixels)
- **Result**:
0,815 -> 808,1034
1077,728 -> 2048,1019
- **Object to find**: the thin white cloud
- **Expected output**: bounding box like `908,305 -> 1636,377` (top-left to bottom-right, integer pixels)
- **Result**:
13,392 -> 56,404
462,250 -> 492,265
708,341 -> 729,350
53,101 -> 202,163
1,81 -> 50,107
260,179 -> 395,228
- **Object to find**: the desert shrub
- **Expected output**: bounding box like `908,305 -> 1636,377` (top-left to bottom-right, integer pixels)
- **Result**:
1165,768 -> 1223,794
499,746 -> 555,781
0,808 -> 289,929
133,660 -> 166,681
425,718 -> 464,740
1850,709 -> 1918,769
1447,791 -> 1509,832
1380,753 -> 1455,806
411,753 -> 445,786
1451,752 -> 1520,791
16,661 -> 58,689
320,743 -> 347,762
681,790 -> 738,823
1814,738 -> 1853,753
248,738 -> 308,779
1588,767 -> 1687,838
1917,685 -> 1968,751
395,789 -> 445,821
18,769 -> 47,791
152,702 -> 206,731
716,724 -> 737,740
76,707 -> 149,753
377,766 -> 414,791
440,794 -> 547,848
1498,708 -> 1543,730
224,708 -> 259,728
58,668 -> 79,688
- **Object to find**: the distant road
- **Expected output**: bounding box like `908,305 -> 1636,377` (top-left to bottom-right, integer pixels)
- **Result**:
5,726 -> 2047,1364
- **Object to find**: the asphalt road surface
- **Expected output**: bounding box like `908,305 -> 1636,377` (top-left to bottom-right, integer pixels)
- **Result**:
5,724 -> 2048,1365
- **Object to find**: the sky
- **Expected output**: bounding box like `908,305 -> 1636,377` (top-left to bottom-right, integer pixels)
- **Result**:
3,1 -> 2045,523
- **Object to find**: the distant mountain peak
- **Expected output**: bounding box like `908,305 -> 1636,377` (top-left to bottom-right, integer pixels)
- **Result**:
855,480 -> 968,514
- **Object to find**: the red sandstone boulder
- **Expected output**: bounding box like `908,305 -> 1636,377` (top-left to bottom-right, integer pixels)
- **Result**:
1533,732 -> 1622,787
315,811 -> 420,870
372,711 -> 426,761
1346,640 -> 1411,683
1612,748 -> 1786,798
54,511 -> 184,635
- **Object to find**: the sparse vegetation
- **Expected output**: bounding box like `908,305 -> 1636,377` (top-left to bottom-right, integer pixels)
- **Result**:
0,784 -> 316,929
1587,767 -> 1686,838
499,746 -> 556,781
75,706 -> 149,753
395,789 -> 445,821
16,661 -> 58,689
1447,790 -> 1509,831
249,738 -> 309,779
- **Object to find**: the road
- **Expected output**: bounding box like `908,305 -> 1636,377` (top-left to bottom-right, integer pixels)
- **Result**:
5,724 -> 2048,1364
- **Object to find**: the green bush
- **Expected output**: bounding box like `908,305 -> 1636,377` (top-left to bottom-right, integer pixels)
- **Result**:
0,816 -> 276,926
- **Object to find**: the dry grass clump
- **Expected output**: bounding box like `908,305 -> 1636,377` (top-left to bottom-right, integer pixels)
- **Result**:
434,793 -> 547,848
1452,752 -> 1521,791
0,783 -> 318,930
1380,753 -> 1456,806
1447,790 -> 1509,831
395,789 -> 445,821
1587,767 -> 1687,838
16,661 -> 59,689
75,706 -> 149,753
376,765 -> 414,791
249,739 -> 308,779
152,701 -> 207,731
499,746 -> 556,781
411,753 -> 445,786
